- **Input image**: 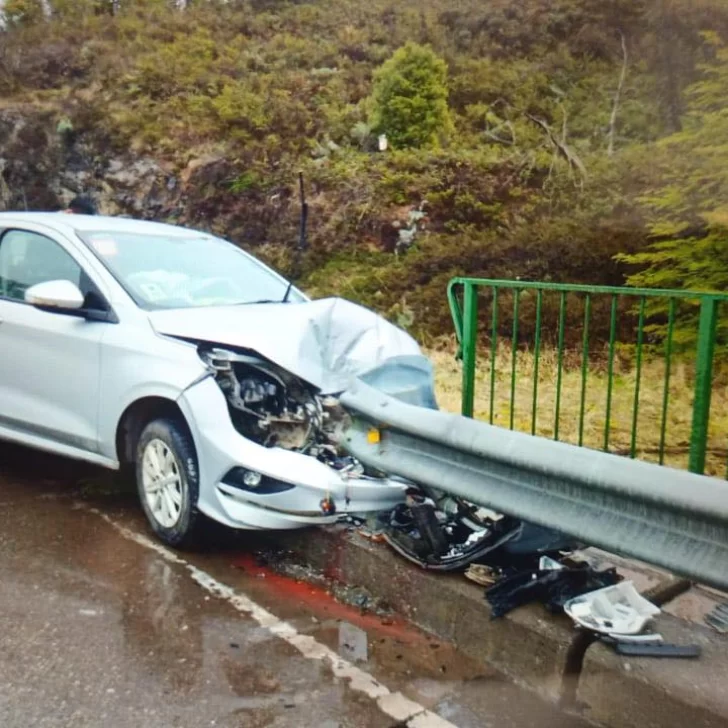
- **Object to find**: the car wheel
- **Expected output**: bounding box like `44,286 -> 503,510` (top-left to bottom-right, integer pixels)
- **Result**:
135,418 -> 203,549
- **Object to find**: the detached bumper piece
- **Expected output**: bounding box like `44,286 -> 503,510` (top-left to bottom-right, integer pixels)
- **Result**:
377,490 -> 579,572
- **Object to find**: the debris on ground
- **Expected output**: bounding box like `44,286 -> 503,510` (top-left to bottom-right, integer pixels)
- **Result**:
374,488 -> 580,573
485,564 -> 620,619
600,632 -> 701,658
563,581 -> 661,635
363,487 -> 702,658
602,632 -> 664,645
611,642 -> 701,658
339,621 -> 369,663
704,601 -> 728,633
464,564 -> 500,587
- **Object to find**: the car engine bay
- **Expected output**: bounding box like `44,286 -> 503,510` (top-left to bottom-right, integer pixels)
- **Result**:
201,346 -> 360,473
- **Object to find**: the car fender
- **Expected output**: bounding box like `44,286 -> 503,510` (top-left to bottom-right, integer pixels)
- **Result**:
96,321 -> 209,462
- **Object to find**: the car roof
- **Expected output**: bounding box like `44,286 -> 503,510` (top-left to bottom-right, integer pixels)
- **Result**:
0,212 -> 208,238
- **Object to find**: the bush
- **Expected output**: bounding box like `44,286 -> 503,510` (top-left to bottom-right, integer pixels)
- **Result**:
369,42 -> 453,149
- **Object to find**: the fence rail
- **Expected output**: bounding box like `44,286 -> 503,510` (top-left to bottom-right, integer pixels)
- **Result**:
447,277 -> 728,476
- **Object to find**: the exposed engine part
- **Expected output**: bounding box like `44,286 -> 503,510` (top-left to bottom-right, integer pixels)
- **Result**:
201,347 -> 358,471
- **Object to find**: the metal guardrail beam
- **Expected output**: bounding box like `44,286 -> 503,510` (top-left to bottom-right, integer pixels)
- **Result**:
341,380 -> 728,591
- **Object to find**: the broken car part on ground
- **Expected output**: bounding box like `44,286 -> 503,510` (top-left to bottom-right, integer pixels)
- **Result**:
362,489 -> 701,658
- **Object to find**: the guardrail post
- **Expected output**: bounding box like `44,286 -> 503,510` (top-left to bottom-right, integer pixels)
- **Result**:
462,281 -> 478,418
689,296 -> 718,474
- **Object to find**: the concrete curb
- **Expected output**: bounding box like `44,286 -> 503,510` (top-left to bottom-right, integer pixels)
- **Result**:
271,525 -> 728,728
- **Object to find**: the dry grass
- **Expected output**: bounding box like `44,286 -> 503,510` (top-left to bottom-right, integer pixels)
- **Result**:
427,343 -> 728,478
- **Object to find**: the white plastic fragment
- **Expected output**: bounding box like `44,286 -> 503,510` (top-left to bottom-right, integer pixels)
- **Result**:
539,556 -> 565,571
607,632 -> 663,643
563,580 -> 660,635
339,621 -> 368,663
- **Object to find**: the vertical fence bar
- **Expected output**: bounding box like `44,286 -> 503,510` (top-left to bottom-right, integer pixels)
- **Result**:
578,295 -> 591,447
554,292 -> 567,441
461,281 -> 478,418
629,297 -> 646,459
603,294 -> 618,452
447,280 -> 464,355
509,290 -> 520,430
689,296 -> 718,474
659,299 -> 676,466
489,288 -> 499,425
531,290 -> 543,436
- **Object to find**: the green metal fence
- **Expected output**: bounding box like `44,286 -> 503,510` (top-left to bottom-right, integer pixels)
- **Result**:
447,277 -> 728,477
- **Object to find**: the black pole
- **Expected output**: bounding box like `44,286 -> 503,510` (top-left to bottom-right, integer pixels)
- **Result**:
282,172 -> 308,303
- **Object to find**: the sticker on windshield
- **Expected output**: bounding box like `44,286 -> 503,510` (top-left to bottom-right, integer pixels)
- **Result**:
138,283 -> 167,302
89,236 -> 118,257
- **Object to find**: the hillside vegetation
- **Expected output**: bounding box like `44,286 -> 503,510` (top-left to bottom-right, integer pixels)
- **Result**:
1,0 -> 728,344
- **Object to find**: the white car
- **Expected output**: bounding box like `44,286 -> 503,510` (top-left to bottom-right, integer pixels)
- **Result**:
0,213 -> 437,547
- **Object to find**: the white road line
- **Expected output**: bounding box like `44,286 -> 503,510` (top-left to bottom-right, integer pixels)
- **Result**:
86,508 -> 458,728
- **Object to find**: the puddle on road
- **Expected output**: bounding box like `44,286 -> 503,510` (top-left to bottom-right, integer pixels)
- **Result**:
0,440 -> 590,728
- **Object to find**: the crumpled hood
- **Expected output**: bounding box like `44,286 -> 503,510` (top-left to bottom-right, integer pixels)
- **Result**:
149,297 -> 426,394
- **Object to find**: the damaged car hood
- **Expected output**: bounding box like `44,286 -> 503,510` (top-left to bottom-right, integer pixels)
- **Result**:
148,297 -> 427,395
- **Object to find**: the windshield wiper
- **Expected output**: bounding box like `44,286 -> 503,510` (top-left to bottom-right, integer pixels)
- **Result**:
282,172 -> 309,303
234,299 -> 280,305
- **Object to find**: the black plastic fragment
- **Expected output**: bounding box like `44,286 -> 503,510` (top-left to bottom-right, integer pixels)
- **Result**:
410,503 -> 448,557
485,566 -> 620,619
614,642 -> 701,658
378,489 -> 581,573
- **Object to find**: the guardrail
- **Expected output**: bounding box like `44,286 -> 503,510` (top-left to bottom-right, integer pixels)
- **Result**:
447,278 -> 728,476
341,380 -> 728,591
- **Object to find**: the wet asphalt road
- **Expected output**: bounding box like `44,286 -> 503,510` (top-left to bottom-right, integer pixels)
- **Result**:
0,442 -> 592,728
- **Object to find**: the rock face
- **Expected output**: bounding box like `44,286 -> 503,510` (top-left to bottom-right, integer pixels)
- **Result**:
0,105 -> 187,222
0,104 -> 423,267
0,105 -> 296,251
0,107 -> 64,211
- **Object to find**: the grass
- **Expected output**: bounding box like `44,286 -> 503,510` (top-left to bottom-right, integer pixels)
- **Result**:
427,342 -> 728,478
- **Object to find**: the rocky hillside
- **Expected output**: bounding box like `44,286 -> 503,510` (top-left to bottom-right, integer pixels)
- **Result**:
1,0 -> 727,342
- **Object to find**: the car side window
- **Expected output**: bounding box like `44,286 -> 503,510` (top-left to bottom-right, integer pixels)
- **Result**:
0,229 -> 83,303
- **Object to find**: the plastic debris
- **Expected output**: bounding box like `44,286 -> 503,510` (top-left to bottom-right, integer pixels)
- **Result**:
601,632 -> 700,659
539,556 -> 565,571
604,633 -> 663,644
339,621 -> 368,663
613,642 -> 701,658
485,565 -> 620,618
704,601 -> 728,633
377,489 -> 580,573
563,581 -> 661,635
464,564 -> 500,587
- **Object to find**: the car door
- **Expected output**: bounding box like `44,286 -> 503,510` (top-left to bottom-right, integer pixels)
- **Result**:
0,227 -> 109,454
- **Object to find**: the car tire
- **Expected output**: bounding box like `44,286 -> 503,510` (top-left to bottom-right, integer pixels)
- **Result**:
135,418 -> 204,549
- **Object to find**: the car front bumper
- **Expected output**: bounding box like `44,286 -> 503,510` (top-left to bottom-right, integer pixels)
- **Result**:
177,375 -> 407,530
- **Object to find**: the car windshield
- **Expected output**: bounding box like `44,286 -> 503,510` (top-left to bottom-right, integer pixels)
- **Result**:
77,230 -> 305,309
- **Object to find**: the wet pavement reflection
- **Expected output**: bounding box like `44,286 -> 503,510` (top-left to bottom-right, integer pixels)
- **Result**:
0,442 -> 590,728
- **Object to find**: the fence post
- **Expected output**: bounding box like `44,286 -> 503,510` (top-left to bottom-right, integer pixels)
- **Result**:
461,281 -> 478,418
689,296 -> 718,474
447,280 -> 464,357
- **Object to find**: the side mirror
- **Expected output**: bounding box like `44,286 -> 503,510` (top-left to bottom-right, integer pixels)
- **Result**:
25,280 -> 85,310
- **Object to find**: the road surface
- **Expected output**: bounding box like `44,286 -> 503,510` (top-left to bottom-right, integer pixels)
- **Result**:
0,441 -> 590,728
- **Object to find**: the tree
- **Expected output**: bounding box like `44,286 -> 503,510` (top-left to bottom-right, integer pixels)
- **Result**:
369,41 -> 452,149
618,32 -> 728,349
620,33 -> 728,290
